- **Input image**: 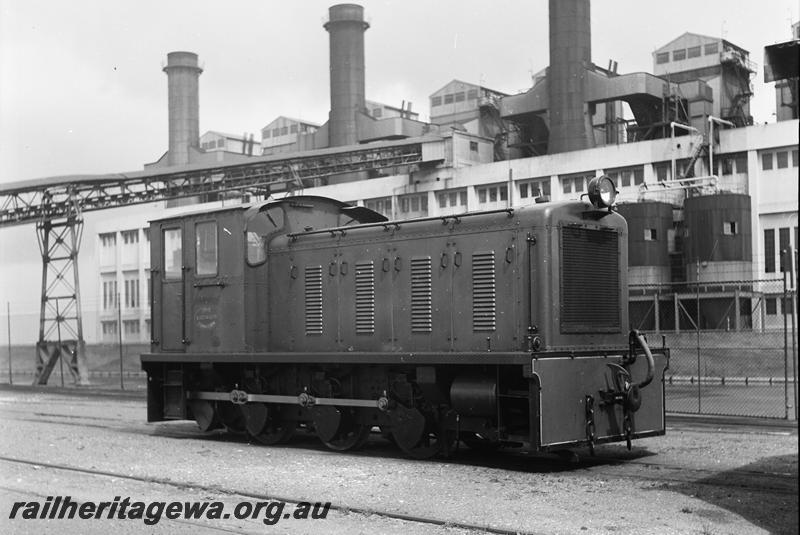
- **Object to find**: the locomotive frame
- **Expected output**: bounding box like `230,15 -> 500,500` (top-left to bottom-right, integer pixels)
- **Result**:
142,179 -> 668,458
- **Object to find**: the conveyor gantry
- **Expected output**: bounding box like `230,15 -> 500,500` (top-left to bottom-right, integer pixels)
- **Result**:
0,139 -> 436,385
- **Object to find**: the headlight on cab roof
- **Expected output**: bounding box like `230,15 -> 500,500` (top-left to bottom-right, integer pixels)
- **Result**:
587,175 -> 617,209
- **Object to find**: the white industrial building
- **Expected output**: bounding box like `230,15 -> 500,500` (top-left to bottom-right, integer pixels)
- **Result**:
0,3 -> 797,351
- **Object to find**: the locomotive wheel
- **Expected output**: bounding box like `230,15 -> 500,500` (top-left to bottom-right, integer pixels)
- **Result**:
188,399 -> 220,432
390,405 -> 456,460
312,406 -> 371,451
216,402 -> 247,434
241,403 -> 294,446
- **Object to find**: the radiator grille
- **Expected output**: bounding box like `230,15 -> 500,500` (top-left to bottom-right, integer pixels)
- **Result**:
472,251 -> 496,331
560,226 -> 621,333
410,256 -> 432,333
304,265 -> 323,335
355,261 -> 375,334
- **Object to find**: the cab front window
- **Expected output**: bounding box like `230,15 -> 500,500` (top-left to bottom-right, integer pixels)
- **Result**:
246,206 -> 284,265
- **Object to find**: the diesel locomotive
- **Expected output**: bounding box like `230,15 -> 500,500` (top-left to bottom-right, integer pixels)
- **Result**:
141,176 -> 668,458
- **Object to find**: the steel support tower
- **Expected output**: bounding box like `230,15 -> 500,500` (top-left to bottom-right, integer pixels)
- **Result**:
34,190 -> 90,385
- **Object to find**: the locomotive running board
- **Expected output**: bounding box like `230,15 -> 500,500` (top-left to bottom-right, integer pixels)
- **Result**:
188,390 -> 388,410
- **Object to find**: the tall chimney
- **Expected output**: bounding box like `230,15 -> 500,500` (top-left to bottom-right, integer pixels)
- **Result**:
548,0 -> 594,153
324,4 -> 369,147
163,51 -> 203,165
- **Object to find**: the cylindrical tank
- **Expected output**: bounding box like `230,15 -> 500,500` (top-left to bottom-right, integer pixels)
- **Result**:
683,193 -> 752,282
616,201 -> 673,285
324,4 -> 369,147
163,51 -> 203,166
548,0 -> 593,154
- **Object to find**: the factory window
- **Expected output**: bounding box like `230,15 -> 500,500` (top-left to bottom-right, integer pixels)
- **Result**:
100,232 -> 116,248
644,229 -> 657,241
365,198 -> 392,217
444,94 -> 454,104
216,139 -> 225,148
437,190 -> 467,208
734,153 -> 748,174
263,130 -> 271,138
280,126 -> 288,135
469,141 -> 478,152
519,179 -> 550,199
121,230 -> 139,245
607,170 -> 631,188
779,227 -> 791,271
793,149 -> 798,166
654,162 -> 670,182
101,321 -> 118,336
764,229 -> 775,273
476,185 -> 506,204
467,89 -> 478,100
272,128 -> 280,137
761,152 -> 773,170
776,151 -> 788,168
720,156 -> 734,175
687,46 -> 701,58
656,52 -> 669,64
102,279 -> 118,311
454,92 -> 465,102
431,96 -> 442,107
704,42 -> 719,55
372,108 -> 383,118
399,195 -> 427,214
290,125 -> 298,134
606,167 -> 642,188
766,298 -> 777,315
123,320 -> 140,336
143,228 -> 150,242
723,221 -> 737,235
562,173 -> 590,193
195,222 -> 218,276
672,49 -> 686,61
124,273 -> 140,309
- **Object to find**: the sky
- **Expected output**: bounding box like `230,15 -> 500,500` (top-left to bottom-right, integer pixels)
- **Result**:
1,0 -> 797,183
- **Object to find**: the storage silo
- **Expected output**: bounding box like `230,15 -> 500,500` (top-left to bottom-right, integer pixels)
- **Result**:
683,193 -> 752,283
616,201 -> 674,286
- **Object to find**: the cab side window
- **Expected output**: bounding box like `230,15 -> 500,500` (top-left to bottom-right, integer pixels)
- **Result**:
163,228 -> 182,280
196,221 -> 218,276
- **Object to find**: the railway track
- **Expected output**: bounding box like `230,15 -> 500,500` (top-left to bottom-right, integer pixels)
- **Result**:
2,405 -> 796,499
0,455 -> 533,535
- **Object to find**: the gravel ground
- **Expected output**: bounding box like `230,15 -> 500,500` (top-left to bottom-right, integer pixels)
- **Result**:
0,386 -> 796,535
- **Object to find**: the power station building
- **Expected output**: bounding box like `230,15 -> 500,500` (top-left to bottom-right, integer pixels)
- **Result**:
1,1 -> 797,349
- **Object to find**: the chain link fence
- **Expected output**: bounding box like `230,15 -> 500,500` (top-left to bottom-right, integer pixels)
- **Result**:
630,278 -> 798,419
